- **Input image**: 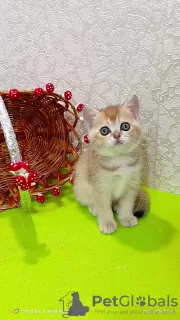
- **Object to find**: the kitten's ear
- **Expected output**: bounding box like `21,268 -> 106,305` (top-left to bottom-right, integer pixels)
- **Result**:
83,106 -> 99,130
122,95 -> 139,121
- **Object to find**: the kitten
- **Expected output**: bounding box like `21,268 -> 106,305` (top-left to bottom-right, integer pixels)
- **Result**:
74,96 -> 147,234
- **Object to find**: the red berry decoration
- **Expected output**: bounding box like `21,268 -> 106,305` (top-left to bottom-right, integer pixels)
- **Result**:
84,135 -> 89,144
37,194 -> 45,203
52,187 -> 61,196
64,90 -> 72,100
75,145 -> 80,152
33,87 -> 44,97
27,182 -> 35,189
46,83 -> 54,93
20,183 -> 29,191
9,89 -> 20,100
27,171 -> 38,183
76,104 -> 84,112
9,161 -> 22,172
70,177 -> 75,184
14,175 -> 26,187
21,161 -> 31,171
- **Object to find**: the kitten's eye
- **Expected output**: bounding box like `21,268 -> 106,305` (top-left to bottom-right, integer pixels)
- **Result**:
121,122 -> 130,131
100,126 -> 111,136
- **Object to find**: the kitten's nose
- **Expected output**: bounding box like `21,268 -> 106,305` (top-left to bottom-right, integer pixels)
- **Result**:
113,131 -> 121,139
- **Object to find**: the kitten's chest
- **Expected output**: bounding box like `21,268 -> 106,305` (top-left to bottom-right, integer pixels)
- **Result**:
99,155 -> 141,199
103,161 -> 138,200
101,165 -> 132,200
111,174 -> 128,200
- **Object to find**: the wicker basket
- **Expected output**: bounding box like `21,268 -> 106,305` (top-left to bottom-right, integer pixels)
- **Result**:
0,89 -> 81,211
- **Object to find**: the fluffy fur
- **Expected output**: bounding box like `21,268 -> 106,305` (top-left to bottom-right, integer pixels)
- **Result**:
74,96 -> 148,234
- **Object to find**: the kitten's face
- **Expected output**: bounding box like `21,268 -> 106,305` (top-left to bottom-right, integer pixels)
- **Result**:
87,103 -> 141,156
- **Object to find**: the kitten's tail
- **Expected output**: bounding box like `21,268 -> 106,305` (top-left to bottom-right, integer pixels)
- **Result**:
133,188 -> 149,218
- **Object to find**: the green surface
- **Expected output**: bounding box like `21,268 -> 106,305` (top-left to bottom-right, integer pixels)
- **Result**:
0,184 -> 180,319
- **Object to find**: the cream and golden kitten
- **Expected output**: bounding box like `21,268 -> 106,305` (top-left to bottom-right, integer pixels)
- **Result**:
74,96 -> 148,234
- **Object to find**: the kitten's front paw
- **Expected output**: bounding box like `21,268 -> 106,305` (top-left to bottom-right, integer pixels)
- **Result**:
98,219 -> 117,234
119,216 -> 138,227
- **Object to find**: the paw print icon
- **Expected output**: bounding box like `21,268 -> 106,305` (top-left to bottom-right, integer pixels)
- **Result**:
136,296 -> 146,306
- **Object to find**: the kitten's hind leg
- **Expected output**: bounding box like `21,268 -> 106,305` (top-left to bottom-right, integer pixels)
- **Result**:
74,181 -> 97,216
74,180 -> 93,206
